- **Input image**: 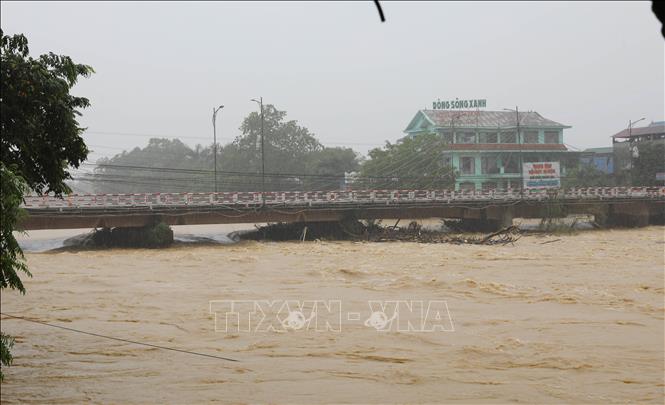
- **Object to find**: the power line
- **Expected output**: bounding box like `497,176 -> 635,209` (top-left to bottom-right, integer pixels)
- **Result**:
83,130 -> 383,147
0,312 -> 239,363
81,162 -> 454,182
84,130 -> 214,141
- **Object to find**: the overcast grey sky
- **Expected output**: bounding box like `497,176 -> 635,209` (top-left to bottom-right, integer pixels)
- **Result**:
2,1 -> 663,162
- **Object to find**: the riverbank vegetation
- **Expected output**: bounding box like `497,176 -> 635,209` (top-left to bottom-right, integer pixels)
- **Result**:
0,29 -> 93,379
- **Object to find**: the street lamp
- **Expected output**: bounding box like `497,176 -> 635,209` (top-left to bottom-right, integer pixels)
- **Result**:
212,105 -> 224,192
628,117 -> 646,139
503,106 -> 523,197
251,97 -> 265,204
627,117 -> 646,181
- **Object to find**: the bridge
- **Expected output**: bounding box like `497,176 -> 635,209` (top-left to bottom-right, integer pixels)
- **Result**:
19,187 -> 665,231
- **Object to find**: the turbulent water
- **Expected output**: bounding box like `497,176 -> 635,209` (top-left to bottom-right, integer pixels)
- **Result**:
1,225 -> 664,404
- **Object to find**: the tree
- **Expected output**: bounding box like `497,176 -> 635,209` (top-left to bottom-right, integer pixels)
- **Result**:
359,132 -> 455,189
1,31 -> 93,194
92,138 -> 210,193
304,147 -> 360,190
222,104 -> 324,190
0,29 -> 93,380
86,105 -> 361,193
631,143 -> 665,186
0,163 -> 30,381
220,104 -> 359,191
562,163 -> 615,188
236,104 -> 323,162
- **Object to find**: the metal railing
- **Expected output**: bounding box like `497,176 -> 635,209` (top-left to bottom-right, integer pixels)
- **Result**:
20,187 -> 665,209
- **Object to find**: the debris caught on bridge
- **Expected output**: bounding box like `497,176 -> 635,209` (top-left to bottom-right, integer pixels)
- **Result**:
239,220 -> 522,246
366,223 -> 521,245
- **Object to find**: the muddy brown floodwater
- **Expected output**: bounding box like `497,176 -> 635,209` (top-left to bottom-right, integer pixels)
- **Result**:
1,226 -> 664,404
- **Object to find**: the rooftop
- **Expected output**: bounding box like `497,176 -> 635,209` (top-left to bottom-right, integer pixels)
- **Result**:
612,122 -> 665,139
417,110 -> 570,130
583,147 -> 613,154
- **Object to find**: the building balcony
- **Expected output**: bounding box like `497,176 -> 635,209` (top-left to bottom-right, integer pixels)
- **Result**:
458,172 -> 522,178
446,143 -> 567,151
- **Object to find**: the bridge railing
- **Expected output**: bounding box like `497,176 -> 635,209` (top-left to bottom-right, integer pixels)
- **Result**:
20,187 -> 665,209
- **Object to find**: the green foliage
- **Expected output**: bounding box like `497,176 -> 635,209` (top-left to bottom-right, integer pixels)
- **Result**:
221,104 -> 323,190
359,132 -> 455,189
631,143 -> 665,186
1,30 -> 94,195
1,332 -> 15,381
144,222 -> 174,248
0,163 -> 30,381
234,104 -> 323,169
536,219 -> 578,234
0,163 -> 31,293
89,223 -> 174,248
0,30 -> 93,380
303,147 -> 360,190
537,194 -> 571,232
90,105 -> 360,193
92,138 -> 208,193
562,163 -> 615,188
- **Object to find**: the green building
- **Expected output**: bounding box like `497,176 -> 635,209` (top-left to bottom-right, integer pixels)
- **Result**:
403,110 -> 572,191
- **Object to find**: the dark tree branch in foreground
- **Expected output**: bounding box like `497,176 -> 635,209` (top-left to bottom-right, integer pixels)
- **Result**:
0,29 -> 93,380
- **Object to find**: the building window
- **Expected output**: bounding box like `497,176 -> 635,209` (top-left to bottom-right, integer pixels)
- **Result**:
503,155 -> 519,173
524,131 -> 539,144
440,132 -> 453,144
460,156 -> 475,175
456,132 -> 476,144
480,132 -> 498,143
481,156 -> 500,174
544,131 -> 559,144
500,131 -> 516,143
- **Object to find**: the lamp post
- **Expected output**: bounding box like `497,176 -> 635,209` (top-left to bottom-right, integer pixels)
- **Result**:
628,117 -> 645,140
627,117 -> 645,183
503,107 -> 523,197
251,97 -> 265,204
449,111 -> 464,191
212,105 -> 224,193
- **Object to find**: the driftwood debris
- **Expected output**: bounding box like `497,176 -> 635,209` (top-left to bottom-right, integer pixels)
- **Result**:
368,223 -> 521,246
241,220 -> 522,245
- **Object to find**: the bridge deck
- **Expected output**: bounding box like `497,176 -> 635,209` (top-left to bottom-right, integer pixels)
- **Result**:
21,187 -> 665,209
19,187 -> 665,230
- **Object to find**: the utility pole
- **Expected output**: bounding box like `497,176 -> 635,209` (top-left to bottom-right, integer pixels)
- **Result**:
503,106 -> 523,198
212,105 -> 224,193
450,112 -> 462,191
628,117 -> 646,142
516,106 -> 522,197
251,97 -> 265,204
627,117 -> 645,185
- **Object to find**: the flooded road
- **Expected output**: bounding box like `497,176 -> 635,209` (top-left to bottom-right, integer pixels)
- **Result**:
1,226 -> 664,403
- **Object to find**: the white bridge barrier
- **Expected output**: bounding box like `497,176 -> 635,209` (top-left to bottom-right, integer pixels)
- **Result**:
20,187 -> 665,209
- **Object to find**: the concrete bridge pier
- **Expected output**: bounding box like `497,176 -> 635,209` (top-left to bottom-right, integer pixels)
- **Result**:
93,221 -> 174,248
606,203 -> 651,228
648,204 -> 665,225
484,206 -> 515,230
453,206 -> 514,232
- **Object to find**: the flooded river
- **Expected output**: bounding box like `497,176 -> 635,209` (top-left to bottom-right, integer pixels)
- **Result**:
1,225 -> 664,403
